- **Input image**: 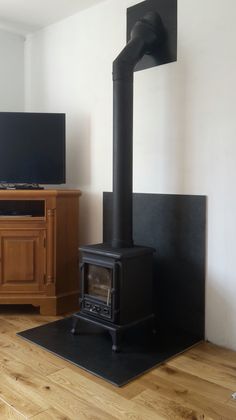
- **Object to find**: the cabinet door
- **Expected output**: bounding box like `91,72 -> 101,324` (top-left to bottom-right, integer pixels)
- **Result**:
0,230 -> 46,293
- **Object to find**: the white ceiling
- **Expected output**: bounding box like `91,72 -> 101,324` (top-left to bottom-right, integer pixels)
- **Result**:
0,0 -> 106,35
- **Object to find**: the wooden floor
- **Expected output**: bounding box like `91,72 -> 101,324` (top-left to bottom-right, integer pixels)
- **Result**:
0,307 -> 236,419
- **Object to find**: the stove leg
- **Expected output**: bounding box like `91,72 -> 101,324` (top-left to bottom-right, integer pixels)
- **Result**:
71,317 -> 79,335
109,329 -> 121,352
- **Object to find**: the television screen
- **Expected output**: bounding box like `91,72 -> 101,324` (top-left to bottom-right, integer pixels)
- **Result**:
0,112 -> 65,185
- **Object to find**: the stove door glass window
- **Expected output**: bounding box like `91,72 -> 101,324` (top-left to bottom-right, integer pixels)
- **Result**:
85,264 -> 112,305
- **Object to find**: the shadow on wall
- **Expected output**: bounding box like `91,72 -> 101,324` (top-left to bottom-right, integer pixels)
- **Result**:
79,192 -> 103,245
134,51 -> 190,193
205,277 -> 229,347
66,112 -> 91,188
25,32 -> 48,110
65,112 -> 101,246
162,57 -> 189,190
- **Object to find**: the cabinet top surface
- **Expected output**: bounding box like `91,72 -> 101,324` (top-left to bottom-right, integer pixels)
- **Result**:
0,189 -> 81,198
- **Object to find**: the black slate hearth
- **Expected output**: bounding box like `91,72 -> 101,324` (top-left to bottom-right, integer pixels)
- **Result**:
18,316 -> 200,387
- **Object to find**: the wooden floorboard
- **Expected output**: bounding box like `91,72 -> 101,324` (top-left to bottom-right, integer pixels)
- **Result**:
0,306 -> 236,419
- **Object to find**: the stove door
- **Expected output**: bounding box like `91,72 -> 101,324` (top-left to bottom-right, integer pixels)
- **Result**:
86,264 -> 112,304
81,259 -> 118,322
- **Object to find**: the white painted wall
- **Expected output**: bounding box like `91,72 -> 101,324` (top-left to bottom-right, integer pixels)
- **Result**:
0,29 -> 24,110
24,0 -> 236,350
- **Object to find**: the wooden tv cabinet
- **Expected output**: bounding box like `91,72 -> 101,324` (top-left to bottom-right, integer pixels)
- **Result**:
0,189 -> 81,315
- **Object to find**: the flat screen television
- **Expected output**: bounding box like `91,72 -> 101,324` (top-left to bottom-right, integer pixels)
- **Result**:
0,112 -> 66,185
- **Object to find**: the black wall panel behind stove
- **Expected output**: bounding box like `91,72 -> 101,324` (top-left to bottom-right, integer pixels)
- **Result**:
103,192 -> 206,340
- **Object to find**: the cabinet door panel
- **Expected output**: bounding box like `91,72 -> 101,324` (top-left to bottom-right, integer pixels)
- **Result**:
0,230 -> 46,292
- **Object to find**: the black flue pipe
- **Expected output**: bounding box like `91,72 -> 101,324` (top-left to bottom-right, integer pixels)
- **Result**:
111,12 -> 166,248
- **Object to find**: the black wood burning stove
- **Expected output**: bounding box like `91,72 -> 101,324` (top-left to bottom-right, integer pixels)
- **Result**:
77,244 -> 154,351
71,10 -> 166,351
